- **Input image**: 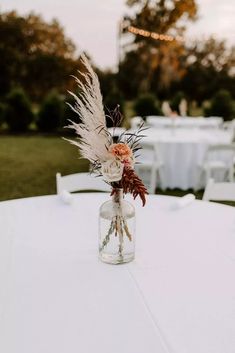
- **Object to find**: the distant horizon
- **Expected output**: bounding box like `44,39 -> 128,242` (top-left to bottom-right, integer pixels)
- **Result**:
1,0 -> 235,69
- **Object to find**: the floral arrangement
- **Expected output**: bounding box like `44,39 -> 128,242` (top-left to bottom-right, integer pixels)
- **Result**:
65,54 -> 148,206
65,54 -> 148,262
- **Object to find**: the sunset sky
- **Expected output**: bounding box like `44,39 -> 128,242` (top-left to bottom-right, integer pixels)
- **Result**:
1,0 -> 235,69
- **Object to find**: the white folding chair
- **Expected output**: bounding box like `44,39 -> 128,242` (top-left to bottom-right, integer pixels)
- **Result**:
199,144 -> 235,185
56,172 -> 110,194
135,142 -> 164,193
203,178 -> 235,201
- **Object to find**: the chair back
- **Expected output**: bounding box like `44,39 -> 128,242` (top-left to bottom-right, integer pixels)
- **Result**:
205,144 -> 235,167
56,172 -> 110,194
134,141 -> 163,194
203,178 -> 235,201
137,141 -> 159,164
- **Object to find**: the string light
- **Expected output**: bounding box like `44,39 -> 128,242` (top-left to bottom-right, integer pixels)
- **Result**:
127,25 -> 184,42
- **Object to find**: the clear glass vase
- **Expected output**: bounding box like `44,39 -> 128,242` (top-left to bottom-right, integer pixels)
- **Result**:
99,188 -> 135,264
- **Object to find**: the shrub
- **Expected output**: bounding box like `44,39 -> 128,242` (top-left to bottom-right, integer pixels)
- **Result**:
134,94 -> 161,117
5,88 -> 34,132
206,89 -> 235,121
170,91 -> 185,114
37,92 -> 64,132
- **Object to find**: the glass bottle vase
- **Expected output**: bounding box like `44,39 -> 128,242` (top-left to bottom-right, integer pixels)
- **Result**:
99,188 -> 135,264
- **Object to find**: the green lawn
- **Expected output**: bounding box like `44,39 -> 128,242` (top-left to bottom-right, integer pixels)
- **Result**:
0,135 -> 89,201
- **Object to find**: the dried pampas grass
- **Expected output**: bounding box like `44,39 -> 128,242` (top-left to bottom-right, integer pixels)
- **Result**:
65,54 -> 112,164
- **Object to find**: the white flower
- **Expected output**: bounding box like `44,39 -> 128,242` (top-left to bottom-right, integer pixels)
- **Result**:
101,159 -> 124,182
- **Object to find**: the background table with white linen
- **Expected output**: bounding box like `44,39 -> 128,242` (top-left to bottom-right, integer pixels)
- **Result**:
146,116 -> 223,129
1,193 -> 235,353
142,128 -> 233,189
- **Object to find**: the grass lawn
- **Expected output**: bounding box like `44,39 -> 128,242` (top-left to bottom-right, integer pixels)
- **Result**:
0,135 -> 89,201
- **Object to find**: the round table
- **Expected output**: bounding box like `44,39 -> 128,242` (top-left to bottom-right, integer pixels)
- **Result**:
142,128 -> 233,189
1,194 -> 235,353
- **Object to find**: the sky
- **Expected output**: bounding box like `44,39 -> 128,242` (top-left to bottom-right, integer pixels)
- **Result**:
1,0 -> 235,69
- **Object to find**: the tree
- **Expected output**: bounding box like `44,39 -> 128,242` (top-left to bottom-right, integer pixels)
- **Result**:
180,38 -> 235,103
0,11 -> 82,100
119,0 -> 197,97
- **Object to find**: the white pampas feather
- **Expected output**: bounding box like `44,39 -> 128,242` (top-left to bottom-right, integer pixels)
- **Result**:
65,54 -> 112,163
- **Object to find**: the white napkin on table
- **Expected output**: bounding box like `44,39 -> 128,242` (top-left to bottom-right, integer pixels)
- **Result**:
59,190 -> 74,204
171,193 -> 196,210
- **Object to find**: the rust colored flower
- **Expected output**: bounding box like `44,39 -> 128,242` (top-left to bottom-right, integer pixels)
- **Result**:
121,167 -> 148,206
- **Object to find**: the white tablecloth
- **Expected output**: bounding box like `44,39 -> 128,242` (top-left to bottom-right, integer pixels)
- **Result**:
1,193 -> 235,353
142,128 -> 233,189
146,116 -> 223,129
